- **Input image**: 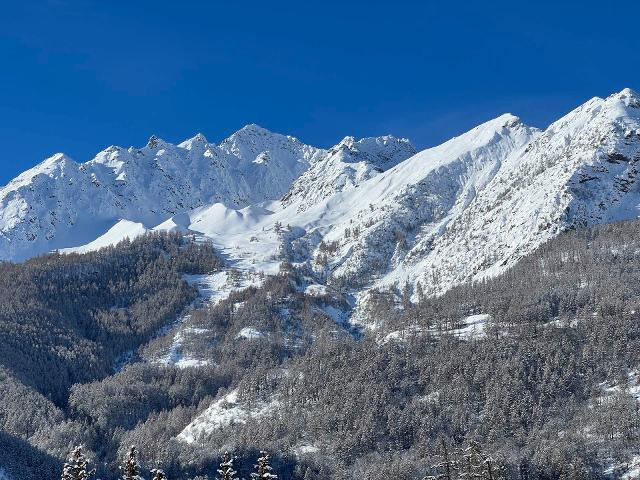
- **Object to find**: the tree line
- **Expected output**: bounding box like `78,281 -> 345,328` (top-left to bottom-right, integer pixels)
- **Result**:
61,446 -> 277,480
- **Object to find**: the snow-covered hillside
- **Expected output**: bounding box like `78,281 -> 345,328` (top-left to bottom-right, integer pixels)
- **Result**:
3,88 -> 640,306
409,87 -> 640,293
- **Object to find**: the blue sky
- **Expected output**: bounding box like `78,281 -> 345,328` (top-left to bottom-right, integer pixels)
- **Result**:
0,0 -> 637,184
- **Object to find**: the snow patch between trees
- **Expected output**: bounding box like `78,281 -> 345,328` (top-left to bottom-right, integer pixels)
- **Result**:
177,390 -> 279,444
382,314 -> 491,343
236,327 -> 266,340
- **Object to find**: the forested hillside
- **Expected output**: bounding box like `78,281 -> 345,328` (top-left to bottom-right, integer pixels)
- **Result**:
0,233 -> 223,478
1,222 -> 639,479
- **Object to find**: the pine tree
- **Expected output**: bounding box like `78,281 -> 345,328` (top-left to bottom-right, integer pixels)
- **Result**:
460,440 -> 484,479
459,441 -> 504,480
120,446 -> 142,480
424,439 -> 460,480
250,451 -> 277,480
217,452 -> 238,480
61,446 -> 95,480
150,468 -> 167,480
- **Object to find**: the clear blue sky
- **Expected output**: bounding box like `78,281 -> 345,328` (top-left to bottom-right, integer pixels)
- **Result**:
0,0 -> 637,184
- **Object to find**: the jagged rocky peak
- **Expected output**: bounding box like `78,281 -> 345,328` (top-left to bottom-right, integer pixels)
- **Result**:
329,134 -> 417,168
145,134 -> 172,150
281,134 -> 418,210
217,123 -> 327,168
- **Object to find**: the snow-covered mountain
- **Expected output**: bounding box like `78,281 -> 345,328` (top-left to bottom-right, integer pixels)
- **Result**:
285,88 -> 640,297
0,125 -> 325,260
408,87 -> 640,292
281,135 -> 416,211
3,88 -> 640,305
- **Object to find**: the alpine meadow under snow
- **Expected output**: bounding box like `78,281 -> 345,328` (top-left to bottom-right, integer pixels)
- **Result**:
0,89 -> 640,479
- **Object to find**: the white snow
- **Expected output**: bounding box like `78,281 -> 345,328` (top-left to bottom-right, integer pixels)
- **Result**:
600,370 -> 640,401
293,444 -> 320,456
453,314 -> 491,339
382,314 -> 491,344
61,219 -> 147,254
304,284 -> 329,296
622,456 -> 640,480
177,390 -> 279,444
236,327 -> 266,340
157,320 -> 211,369
382,325 -> 423,344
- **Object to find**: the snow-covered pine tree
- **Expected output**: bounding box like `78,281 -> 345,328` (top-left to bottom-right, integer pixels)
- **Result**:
61,446 -> 95,480
150,468 -> 167,480
459,441 -> 504,480
120,446 -> 142,480
250,451 -> 277,480
424,439 -> 460,480
216,452 -> 238,480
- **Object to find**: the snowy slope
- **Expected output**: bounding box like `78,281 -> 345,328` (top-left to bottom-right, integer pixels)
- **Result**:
61,219 -> 148,254
0,126 -> 325,260
151,113 -> 537,291
305,88 -> 640,296
300,113 -> 539,290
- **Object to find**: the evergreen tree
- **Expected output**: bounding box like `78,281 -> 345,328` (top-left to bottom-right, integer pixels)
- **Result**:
61,446 -> 95,480
425,440 -> 460,480
250,451 -> 277,480
150,468 -> 167,480
216,452 -> 238,480
120,446 -> 142,480
459,441 -> 504,480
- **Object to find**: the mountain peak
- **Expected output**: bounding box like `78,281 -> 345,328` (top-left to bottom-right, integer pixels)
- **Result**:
493,113 -> 522,128
613,87 -> 638,98
35,153 -> 76,172
334,136 -> 357,150
146,135 -> 171,150
5,153 -> 77,190
179,133 -> 209,150
236,123 -> 273,136
609,87 -> 640,107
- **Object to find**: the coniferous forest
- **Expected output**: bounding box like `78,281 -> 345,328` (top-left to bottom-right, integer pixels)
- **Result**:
0,224 -> 639,479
